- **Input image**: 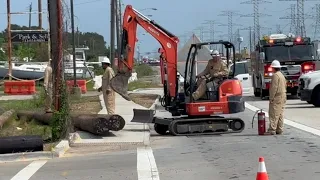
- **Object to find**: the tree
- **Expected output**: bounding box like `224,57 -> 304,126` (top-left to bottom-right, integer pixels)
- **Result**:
0,24 -> 111,62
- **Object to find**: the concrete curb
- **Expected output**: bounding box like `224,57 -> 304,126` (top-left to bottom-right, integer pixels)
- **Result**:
68,89 -> 159,147
52,140 -> 70,157
0,139 -> 70,163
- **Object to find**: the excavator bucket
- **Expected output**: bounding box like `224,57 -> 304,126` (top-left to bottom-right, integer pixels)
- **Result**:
131,108 -> 155,123
110,72 -> 131,101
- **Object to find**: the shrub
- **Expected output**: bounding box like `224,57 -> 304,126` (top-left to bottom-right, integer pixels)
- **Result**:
134,64 -> 154,78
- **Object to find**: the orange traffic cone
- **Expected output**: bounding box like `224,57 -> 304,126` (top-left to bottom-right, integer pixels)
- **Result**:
256,157 -> 269,180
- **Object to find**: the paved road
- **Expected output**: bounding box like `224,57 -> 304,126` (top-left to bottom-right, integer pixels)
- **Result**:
2,95 -> 320,180
245,95 -> 320,130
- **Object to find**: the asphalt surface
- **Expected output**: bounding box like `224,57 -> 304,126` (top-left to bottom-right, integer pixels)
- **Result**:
2,94 -> 320,180
244,95 -> 320,130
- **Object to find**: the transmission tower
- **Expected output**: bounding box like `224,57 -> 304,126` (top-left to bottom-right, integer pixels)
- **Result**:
312,4 -> 320,39
193,26 -> 206,41
241,0 -> 272,46
240,26 -> 254,53
259,26 -> 273,35
218,11 -> 242,42
202,20 -> 223,49
276,24 -> 282,33
279,4 -> 298,34
279,0 -> 320,37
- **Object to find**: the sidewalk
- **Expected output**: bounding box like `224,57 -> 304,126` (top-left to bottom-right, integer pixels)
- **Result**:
71,93 -> 155,146
0,95 -> 33,101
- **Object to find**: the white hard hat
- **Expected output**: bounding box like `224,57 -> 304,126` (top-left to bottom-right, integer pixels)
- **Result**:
271,59 -> 281,68
210,50 -> 220,56
101,57 -> 110,64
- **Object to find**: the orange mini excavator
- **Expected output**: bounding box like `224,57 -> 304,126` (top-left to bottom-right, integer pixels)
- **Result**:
110,5 -> 246,136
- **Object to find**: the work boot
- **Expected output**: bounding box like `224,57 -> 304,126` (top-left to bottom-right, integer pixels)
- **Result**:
264,131 -> 276,135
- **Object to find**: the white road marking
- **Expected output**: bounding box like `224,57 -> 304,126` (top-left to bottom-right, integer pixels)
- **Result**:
245,102 -> 320,136
137,147 -> 160,180
10,160 -> 47,180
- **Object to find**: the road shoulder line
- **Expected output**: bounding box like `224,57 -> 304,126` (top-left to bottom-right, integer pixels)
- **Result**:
10,160 -> 47,180
245,102 -> 320,136
137,147 -> 160,180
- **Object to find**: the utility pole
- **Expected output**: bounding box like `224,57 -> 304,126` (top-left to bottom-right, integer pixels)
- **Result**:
202,20 -> 222,49
218,10 -> 242,43
28,3 -> 32,62
240,26 -> 254,54
70,0 -> 77,88
279,4 -> 297,34
110,0 -> 116,67
279,0 -> 318,37
64,20 -> 68,50
6,0 -> 12,80
312,4 -> 320,39
38,0 -> 42,29
194,26 -> 205,41
48,0 -> 64,111
115,0 -> 121,59
29,3 -> 32,29
118,0 -> 123,29
276,24 -> 282,33
77,26 -> 79,47
241,0 -> 271,47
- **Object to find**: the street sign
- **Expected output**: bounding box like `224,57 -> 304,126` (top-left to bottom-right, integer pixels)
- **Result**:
11,31 -> 49,43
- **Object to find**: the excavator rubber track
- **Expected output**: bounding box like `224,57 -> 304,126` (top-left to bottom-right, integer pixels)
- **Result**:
155,116 -> 245,136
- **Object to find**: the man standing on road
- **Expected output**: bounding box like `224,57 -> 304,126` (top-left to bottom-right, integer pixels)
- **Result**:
192,50 -> 229,100
267,59 -> 287,135
98,58 -> 115,114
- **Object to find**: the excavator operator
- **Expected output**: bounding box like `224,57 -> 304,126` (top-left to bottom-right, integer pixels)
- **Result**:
192,50 -> 229,101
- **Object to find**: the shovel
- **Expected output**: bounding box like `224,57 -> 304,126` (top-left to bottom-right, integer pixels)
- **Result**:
110,71 -> 132,101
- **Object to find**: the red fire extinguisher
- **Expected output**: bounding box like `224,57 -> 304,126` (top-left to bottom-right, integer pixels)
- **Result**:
252,109 -> 266,135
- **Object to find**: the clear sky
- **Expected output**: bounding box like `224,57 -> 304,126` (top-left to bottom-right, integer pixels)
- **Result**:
0,0 -> 319,56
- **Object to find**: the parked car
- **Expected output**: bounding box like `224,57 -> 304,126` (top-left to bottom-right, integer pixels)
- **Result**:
229,60 -> 253,94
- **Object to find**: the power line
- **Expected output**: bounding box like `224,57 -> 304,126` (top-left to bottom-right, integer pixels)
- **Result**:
218,10 -> 242,43
279,0 -> 320,37
312,4 -> 320,39
193,26 -> 205,41
276,24 -> 282,33
240,26 -> 254,53
240,0 -> 272,47
202,20 -> 223,49
279,4 -> 297,34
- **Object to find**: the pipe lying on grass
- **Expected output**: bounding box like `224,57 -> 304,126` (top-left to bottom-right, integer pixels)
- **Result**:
16,111 -> 126,135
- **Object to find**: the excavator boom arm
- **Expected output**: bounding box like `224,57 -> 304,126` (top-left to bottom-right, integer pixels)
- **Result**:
110,5 -> 179,101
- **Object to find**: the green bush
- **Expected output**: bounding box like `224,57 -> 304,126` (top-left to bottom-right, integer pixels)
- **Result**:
51,81 -> 71,141
128,80 -> 162,91
134,64 -> 154,78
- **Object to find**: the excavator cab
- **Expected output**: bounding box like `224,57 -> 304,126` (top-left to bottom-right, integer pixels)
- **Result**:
184,41 -> 236,103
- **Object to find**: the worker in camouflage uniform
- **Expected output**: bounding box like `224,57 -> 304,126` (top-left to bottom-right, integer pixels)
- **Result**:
98,58 -> 115,114
192,50 -> 229,100
267,59 -> 287,135
44,59 -> 53,113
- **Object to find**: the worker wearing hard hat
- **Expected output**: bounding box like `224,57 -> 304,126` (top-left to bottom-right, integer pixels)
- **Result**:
192,50 -> 229,100
98,58 -> 115,114
266,59 -> 287,135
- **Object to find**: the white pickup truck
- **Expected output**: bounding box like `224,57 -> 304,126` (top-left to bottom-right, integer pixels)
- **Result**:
298,70 -> 320,107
